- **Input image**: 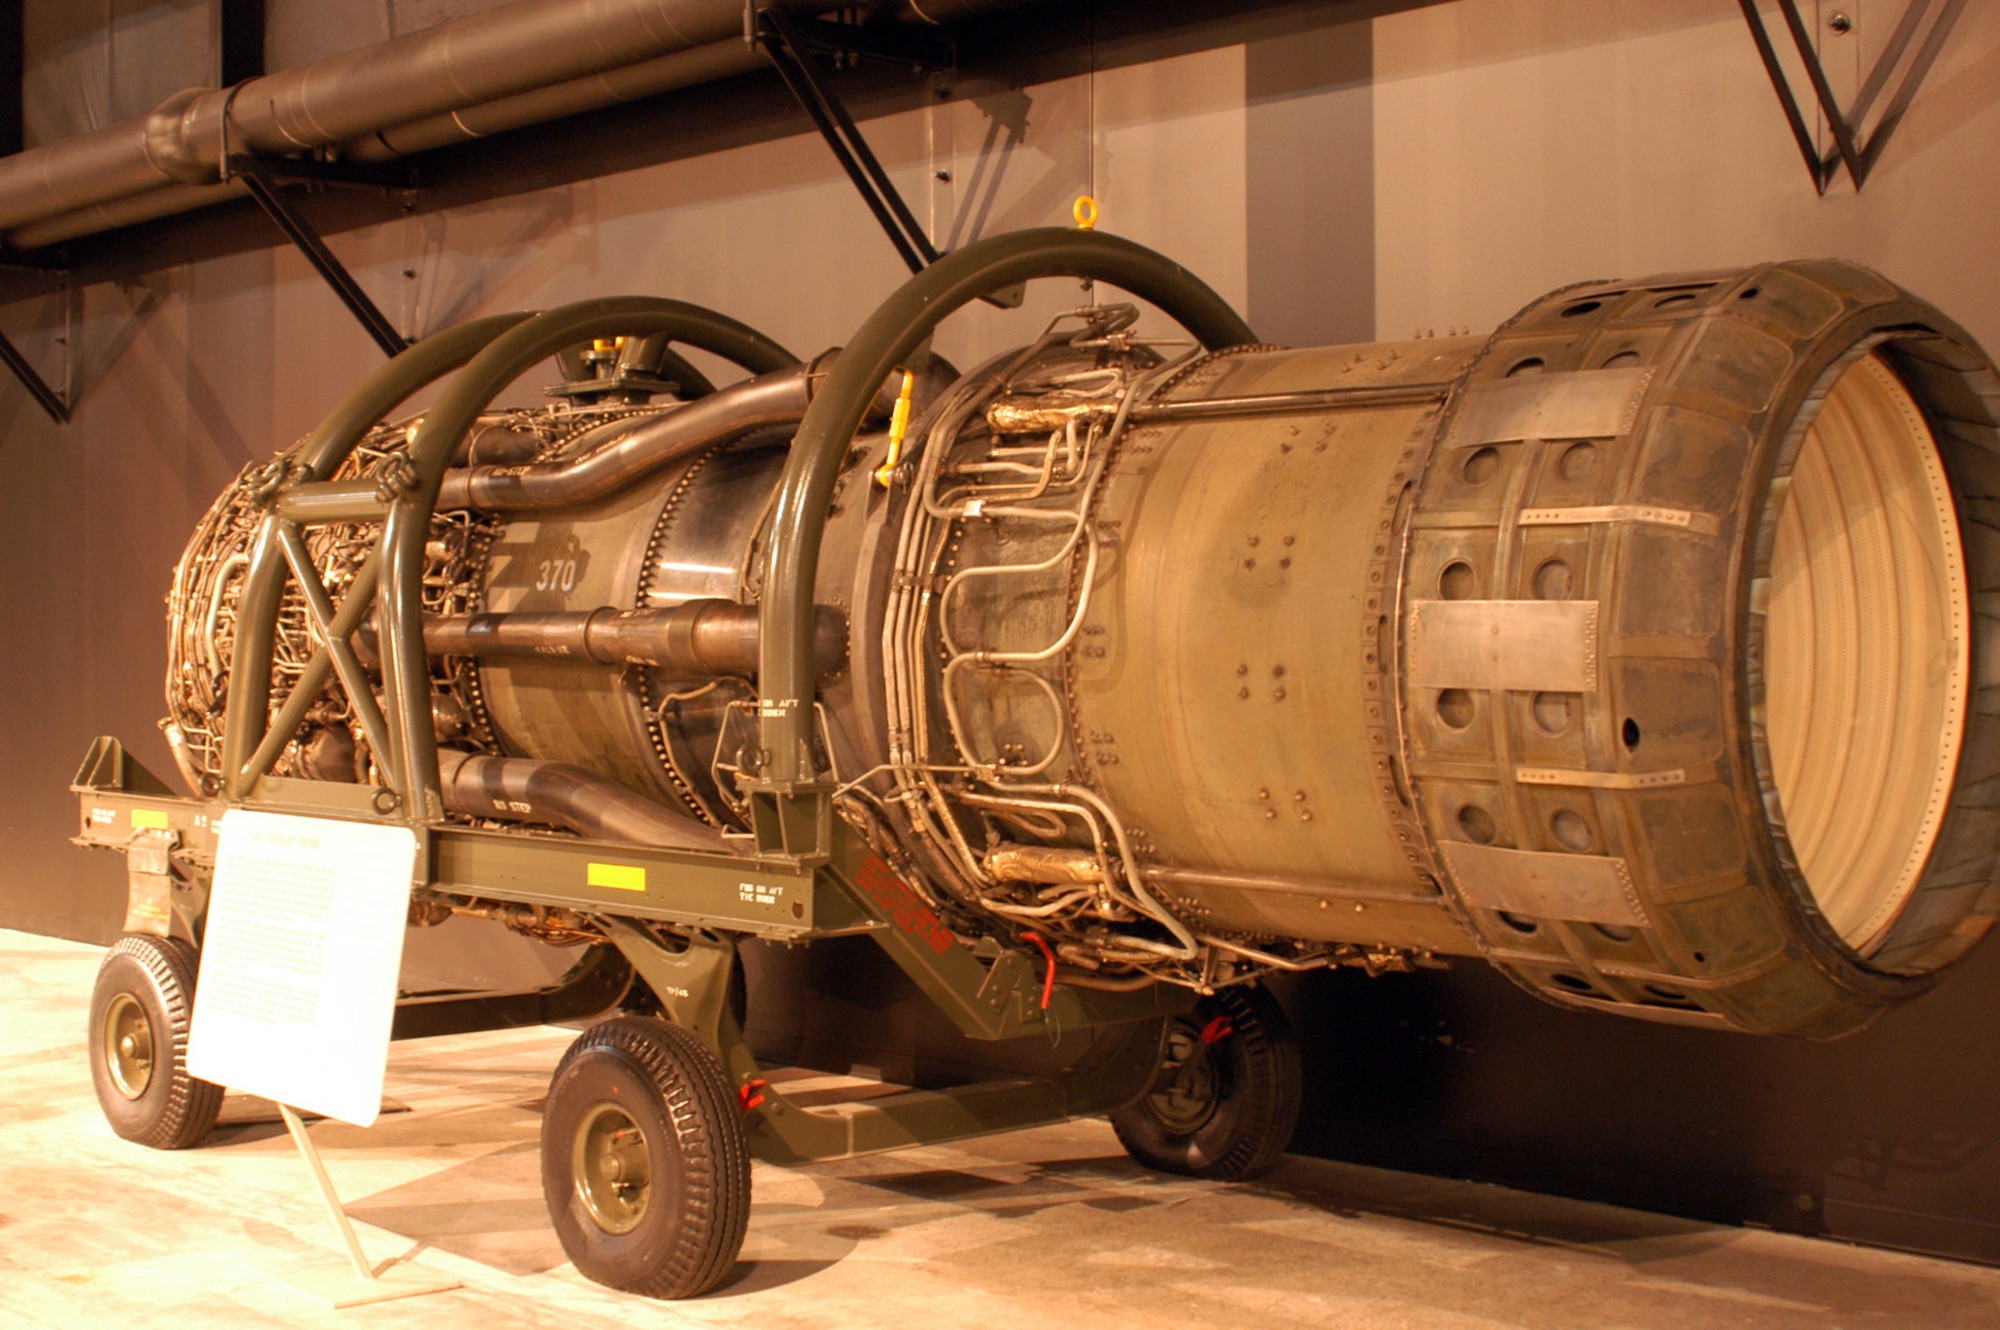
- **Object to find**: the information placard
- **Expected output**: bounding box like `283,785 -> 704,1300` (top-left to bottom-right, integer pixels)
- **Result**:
187,809 -> 419,1127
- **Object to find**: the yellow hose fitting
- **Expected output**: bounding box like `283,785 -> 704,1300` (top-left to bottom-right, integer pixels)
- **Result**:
875,369 -> 918,487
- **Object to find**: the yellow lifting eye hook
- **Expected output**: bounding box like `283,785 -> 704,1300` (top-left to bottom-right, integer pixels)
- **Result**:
1073,195 -> 1099,230
874,369 -> 918,487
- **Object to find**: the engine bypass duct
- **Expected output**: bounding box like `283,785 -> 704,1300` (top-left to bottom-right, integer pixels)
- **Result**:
162,234 -> 2000,1043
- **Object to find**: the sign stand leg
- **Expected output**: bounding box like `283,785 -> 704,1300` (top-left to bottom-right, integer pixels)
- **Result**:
280,1104 -> 379,1282
257,1104 -> 462,1309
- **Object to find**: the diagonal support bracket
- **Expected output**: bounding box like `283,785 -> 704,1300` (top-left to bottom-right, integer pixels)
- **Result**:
0,260 -> 72,424
230,155 -> 416,358
0,326 -> 67,423
756,8 -> 943,277
1740,0 -> 1966,194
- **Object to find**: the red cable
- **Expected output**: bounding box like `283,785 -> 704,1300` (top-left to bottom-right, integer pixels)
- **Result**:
1021,932 -> 1057,1010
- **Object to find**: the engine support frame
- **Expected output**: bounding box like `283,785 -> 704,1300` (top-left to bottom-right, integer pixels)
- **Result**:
73,735 -> 1181,1161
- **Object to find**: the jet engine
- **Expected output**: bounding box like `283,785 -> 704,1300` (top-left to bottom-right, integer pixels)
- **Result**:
164,255 -> 2000,1041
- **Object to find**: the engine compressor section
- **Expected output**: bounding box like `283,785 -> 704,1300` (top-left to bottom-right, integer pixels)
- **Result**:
72,230 -> 2000,1298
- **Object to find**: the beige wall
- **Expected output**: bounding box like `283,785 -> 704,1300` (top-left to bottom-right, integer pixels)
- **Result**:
1373,0 -> 2000,348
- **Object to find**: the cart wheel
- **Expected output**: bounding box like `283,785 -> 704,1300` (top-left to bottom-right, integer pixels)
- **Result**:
540,1016 -> 750,1299
1110,984 -> 1301,1181
87,934 -> 223,1150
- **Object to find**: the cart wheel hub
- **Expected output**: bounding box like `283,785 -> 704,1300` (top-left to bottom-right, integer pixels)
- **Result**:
102,993 -> 155,1101
573,1103 -> 651,1235
1147,1024 -> 1222,1135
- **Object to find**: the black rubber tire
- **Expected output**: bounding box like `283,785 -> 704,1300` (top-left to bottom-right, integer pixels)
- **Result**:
87,934 -> 224,1150
540,1016 -> 750,1299
1110,985 -> 1301,1181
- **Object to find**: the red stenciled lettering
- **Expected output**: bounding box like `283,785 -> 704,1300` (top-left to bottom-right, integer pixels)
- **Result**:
854,855 -> 953,954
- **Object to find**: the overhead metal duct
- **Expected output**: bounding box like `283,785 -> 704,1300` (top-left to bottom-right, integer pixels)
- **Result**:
0,0 -> 1020,250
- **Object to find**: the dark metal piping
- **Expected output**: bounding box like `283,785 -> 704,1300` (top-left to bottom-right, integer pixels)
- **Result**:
438,749 -> 731,852
7,37 -> 759,248
437,348 -> 935,511
421,600 -> 848,677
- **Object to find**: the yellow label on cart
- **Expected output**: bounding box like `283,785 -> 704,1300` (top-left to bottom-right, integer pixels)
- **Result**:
587,862 -> 646,892
130,809 -> 170,829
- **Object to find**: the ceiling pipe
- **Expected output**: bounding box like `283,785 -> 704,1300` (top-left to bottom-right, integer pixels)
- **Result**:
8,35 -> 764,249
1,0 -> 1024,251
0,0 -> 750,234
350,36 -> 765,163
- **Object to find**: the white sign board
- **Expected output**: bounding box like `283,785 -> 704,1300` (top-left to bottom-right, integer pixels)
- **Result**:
187,809 -> 419,1127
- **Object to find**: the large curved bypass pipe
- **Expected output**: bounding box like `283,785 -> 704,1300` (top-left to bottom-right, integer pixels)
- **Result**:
753,226 -> 1260,787
439,360 -> 824,510
222,296 -> 794,804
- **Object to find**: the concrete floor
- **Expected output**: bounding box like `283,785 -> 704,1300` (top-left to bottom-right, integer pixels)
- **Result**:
5,928 -> 2000,1330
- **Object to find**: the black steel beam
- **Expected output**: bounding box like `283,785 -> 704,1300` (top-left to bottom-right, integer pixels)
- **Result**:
0,324 -> 64,423
1739,0 -> 1966,194
0,0 -> 20,159
758,8 -> 941,276
231,157 -> 409,358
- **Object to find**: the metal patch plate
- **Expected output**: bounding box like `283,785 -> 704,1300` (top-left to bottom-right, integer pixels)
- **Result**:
1406,600 -> 1600,692
1439,842 -> 1647,926
1444,367 -> 1653,446
1516,766 -> 1687,790
1517,503 -> 1720,535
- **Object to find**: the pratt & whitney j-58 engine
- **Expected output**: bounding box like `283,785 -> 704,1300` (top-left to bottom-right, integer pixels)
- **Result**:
78,229 -> 2000,1298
